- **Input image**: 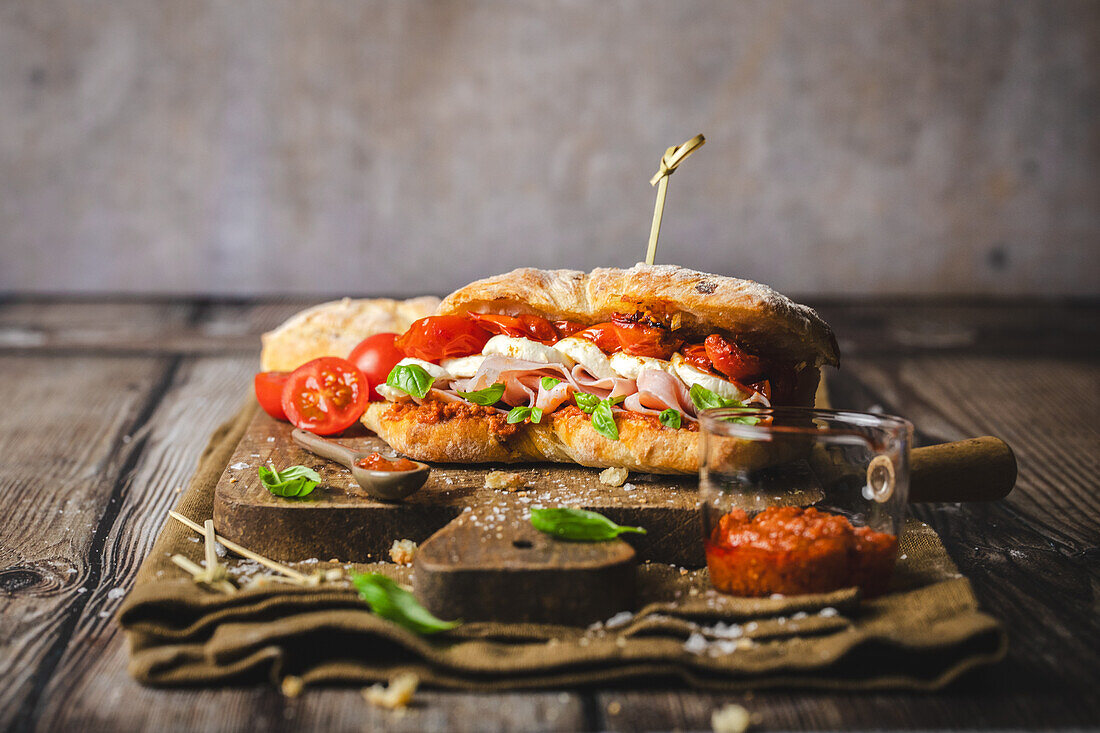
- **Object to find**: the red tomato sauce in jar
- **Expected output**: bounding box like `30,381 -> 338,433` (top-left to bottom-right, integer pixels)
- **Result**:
355,452 -> 419,472
704,506 -> 898,598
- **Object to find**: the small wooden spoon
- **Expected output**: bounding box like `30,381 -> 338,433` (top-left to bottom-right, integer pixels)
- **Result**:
290,429 -> 429,502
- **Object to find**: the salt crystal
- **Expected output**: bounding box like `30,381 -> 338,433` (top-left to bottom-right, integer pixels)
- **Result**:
230,462 -> 249,470
107,587 -> 125,599
820,607 -> 838,617
683,632 -> 708,655
604,611 -> 634,629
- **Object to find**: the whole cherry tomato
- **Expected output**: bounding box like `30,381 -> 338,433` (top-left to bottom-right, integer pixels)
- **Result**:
467,313 -> 560,345
394,315 -> 492,362
280,357 -> 369,435
348,333 -> 405,401
254,371 -> 290,420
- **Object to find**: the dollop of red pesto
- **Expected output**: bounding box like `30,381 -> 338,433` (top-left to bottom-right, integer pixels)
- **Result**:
705,506 -> 898,597
355,452 -> 420,472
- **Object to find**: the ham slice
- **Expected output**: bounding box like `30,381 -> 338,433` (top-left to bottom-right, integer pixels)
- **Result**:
623,368 -> 698,419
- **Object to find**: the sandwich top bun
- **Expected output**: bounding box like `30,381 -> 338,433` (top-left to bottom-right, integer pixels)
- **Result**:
438,264 -> 839,368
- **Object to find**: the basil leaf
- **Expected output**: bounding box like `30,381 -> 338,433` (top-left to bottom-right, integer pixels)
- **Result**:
591,399 -> 619,441
574,392 -> 600,413
352,573 -> 461,635
506,406 -> 544,424
529,507 -> 646,542
659,408 -> 681,429
540,376 -> 561,390
258,464 -> 321,498
386,363 -> 434,399
507,406 -> 531,424
457,382 -> 505,406
687,384 -> 760,424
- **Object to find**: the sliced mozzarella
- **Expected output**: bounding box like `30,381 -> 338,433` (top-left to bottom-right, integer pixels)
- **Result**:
671,353 -> 753,402
374,383 -> 408,402
554,336 -> 616,379
481,335 -> 574,367
609,352 -> 676,380
396,357 -> 450,381
440,355 -> 486,378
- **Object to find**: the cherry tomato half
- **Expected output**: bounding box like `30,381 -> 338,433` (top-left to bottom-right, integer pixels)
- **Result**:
280,357 -> 369,435
394,315 -> 492,362
467,313 -> 560,345
254,371 -> 290,421
704,334 -> 766,382
576,322 -> 622,353
348,332 -> 405,401
611,313 -> 684,359
553,320 -> 587,338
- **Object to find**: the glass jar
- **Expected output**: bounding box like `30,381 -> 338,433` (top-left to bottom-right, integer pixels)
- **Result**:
699,408 -> 912,598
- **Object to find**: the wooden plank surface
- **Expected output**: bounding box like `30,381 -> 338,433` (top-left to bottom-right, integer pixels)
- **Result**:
1,300 -> 1097,732
0,355 -> 169,732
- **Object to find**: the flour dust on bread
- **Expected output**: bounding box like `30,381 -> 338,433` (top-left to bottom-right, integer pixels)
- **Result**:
260,296 -> 440,372
363,265 -> 838,474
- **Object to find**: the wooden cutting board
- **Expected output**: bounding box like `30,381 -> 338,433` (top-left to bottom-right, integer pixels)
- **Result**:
213,412 -> 702,567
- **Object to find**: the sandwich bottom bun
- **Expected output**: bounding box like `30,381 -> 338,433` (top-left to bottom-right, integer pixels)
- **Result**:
361,368 -> 822,474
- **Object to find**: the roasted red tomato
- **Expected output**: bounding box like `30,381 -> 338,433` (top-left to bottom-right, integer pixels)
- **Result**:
254,371 -> 290,420
467,313 -> 560,345
681,343 -> 714,374
553,320 -> 587,338
704,334 -> 766,382
280,357 -> 369,435
611,312 -> 684,359
348,332 -> 405,401
576,322 -> 621,353
394,315 -> 492,362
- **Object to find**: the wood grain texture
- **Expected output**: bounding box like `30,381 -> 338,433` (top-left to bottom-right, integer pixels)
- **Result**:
4,300 -> 1097,732
1,2 -> 1098,297
214,412 -> 701,565
0,355 -> 168,733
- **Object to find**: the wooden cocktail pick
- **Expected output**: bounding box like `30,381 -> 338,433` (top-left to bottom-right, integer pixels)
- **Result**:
646,134 -> 705,265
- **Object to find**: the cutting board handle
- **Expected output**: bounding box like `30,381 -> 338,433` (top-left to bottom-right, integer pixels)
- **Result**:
909,436 -> 1016,503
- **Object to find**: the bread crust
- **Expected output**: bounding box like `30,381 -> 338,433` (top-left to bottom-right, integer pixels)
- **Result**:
362,402 -> 794,474
260,296 -> 440,372
438,264 -> 838,367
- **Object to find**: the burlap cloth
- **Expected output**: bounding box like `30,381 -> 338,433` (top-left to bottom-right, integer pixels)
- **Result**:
120,402 -> 1006,690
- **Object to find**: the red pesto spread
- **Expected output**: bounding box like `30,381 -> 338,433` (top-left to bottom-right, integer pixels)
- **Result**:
705,506 -> 898,598
355,452 -> 419,472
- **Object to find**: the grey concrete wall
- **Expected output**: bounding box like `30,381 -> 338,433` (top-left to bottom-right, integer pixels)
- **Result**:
1,0 -> 1097,297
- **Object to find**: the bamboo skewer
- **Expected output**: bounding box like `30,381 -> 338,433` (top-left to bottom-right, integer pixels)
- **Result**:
646,134 -> 705,265
169,510 -> 311,583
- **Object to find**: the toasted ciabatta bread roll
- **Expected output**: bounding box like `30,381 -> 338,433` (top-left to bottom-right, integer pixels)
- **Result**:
438,264 -> 838,368
260,296 -> 440,372
361,265 -> 837,474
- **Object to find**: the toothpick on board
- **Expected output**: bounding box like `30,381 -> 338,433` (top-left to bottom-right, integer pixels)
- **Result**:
646,134 -> 705,266
169,510 -> 310,583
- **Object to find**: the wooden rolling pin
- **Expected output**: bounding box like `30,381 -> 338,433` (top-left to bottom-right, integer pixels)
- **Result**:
909,436 -> 1017,503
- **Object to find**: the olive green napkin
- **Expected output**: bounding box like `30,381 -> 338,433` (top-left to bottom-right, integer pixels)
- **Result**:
120,402 -> 1005,690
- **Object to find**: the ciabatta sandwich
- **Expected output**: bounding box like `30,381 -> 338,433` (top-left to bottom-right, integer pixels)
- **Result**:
360,264 -> 838,474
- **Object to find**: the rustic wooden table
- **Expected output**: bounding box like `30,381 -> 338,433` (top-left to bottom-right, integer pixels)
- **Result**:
1,298 -> 1097,732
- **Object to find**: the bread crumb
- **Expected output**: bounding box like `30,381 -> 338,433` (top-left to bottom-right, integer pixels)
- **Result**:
485,471 -> 526,491
599,467 -> 629,487
607,701 -> 622,715
363,672 -> 419,710
389,539 -> 418,565
280,675 -> 304,698
711,704 -> 751,733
